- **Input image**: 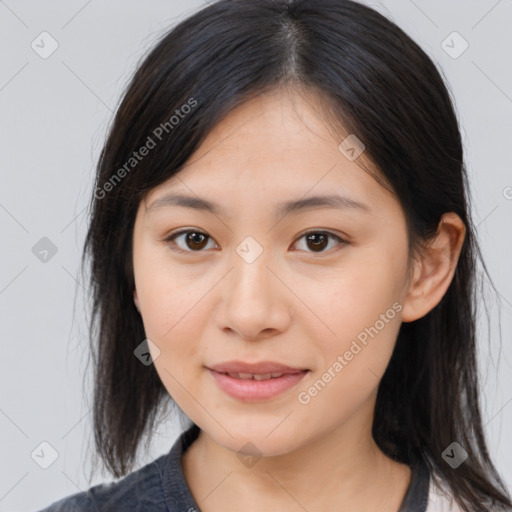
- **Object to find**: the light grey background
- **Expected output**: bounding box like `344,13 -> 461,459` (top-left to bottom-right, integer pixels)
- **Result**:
0,1 -> 511,510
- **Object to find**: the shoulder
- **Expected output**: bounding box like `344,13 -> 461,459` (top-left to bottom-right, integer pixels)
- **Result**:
36,452 -> 169,512
36,491 -> 94,512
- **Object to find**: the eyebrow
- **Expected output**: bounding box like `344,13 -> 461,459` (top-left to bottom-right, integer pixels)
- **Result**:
146,193 -> 371,218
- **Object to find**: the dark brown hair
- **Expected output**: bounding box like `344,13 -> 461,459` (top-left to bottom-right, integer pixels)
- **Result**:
80,1 -> 511,509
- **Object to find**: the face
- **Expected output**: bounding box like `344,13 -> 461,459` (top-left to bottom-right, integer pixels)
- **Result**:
132,88 -> 412,457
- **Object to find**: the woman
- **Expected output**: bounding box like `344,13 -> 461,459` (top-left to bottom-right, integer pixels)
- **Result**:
39,0 -> 512,510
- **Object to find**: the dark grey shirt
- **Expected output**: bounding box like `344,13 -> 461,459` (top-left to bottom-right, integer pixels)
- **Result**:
37,424 -> 430,511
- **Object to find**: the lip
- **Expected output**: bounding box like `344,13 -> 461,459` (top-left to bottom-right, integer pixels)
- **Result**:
209,360 -> 308,374
207,360 -> 309,402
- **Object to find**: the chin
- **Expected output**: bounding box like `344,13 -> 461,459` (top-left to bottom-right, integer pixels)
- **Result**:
206,419 -> 305,457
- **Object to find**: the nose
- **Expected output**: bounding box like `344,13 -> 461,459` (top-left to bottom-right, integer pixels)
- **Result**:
215,248 -> 292,341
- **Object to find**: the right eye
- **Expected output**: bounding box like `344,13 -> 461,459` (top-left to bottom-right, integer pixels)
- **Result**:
163,229 -> 218,253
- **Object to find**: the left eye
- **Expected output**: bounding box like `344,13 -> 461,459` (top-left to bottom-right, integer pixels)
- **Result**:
293,231 -> 346,253
164,229 -> 346,254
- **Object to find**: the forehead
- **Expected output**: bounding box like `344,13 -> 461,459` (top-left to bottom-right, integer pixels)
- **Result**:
184,87 -> 347,167
143,88 -> 394,217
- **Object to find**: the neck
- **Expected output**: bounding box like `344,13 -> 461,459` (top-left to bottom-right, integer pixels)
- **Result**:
182,397 -> 412,511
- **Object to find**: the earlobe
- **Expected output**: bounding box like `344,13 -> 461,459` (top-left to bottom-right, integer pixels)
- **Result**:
401,212 -> 466,323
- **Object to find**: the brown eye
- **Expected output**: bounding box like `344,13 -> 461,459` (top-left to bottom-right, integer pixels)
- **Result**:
165,230 -> 216,252
164,229 -> 346,255
305,233 -> 329,251
184,232 -> 209,250
293,231 -> 346,254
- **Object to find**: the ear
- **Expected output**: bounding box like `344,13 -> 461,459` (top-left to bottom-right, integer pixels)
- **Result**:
401,212 -> 466,323
133,289 -> 141,312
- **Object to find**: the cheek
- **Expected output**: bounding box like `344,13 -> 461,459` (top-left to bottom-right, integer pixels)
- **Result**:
315,249 -> 406,337
301,244 -> 407,388
134,263 -> 219,394
295,297 -> 402,432
134,244 -> 205,336
136,268 -> 208,400
139,280 -> 206,354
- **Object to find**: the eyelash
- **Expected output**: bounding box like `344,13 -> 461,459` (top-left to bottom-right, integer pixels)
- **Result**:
162,229 -> 347,255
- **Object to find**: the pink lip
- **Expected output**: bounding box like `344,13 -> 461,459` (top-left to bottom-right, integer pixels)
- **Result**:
207,360 -> 309,402
209,360 -> 308,374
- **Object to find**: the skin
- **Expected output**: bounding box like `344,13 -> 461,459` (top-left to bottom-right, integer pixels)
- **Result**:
132,87 -> 466,511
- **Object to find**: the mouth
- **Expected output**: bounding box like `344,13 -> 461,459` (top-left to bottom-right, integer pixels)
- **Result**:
215,371 -> 297,380
207,361 -> 310,402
